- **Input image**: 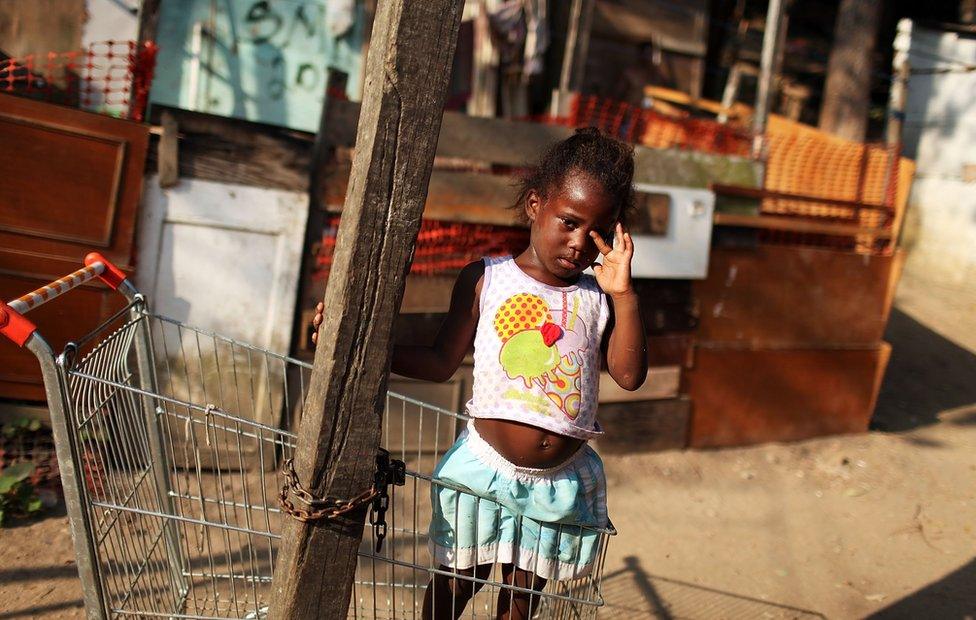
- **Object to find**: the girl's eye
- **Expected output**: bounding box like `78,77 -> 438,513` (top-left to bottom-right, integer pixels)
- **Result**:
560,218 -> 576,230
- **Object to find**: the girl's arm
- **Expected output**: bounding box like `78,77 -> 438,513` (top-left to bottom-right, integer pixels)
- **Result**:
591,224 -> 647,391
312,260 -> 483,383
603,292 -> 647,390
390,260 -> 483,381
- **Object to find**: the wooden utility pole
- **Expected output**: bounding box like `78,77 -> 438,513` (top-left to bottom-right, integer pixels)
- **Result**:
818,0 -> 883,142
268,1 -> 464,618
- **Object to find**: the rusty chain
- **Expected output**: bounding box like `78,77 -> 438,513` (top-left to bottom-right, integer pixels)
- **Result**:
278,458 -> 378,523
278,449 -> 405,551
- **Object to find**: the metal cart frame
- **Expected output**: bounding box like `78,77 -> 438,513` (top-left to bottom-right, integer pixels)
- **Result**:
0,253 -> 614,619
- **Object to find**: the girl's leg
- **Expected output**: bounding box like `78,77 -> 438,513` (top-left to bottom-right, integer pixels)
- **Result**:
496,564 -> 547,620
422,563 -> 493,620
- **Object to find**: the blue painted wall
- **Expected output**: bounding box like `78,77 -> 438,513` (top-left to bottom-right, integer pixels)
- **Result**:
150,0 -> 364,131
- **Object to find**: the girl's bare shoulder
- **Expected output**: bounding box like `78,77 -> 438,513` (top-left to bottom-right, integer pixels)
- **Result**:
448,260 -> 486,317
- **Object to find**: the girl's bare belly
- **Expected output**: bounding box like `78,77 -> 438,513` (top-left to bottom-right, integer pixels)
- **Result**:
473,418 -> 584,469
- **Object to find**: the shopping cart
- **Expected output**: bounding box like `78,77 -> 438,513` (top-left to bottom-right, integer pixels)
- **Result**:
0,253 -> 615,619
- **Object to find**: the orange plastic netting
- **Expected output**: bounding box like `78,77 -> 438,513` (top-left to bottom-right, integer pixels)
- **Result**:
0,40 -> 157,121
315,217 -> 529,277
567,93 -> 752,157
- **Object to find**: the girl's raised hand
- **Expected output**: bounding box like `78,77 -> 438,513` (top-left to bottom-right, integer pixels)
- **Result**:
589,222 -> 635,298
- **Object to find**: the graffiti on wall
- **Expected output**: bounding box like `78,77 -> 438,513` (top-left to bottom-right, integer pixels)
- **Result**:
151,0 -> 363,131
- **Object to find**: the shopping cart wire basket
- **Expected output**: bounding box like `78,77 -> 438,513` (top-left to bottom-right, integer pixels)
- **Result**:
0,253 -> 615,619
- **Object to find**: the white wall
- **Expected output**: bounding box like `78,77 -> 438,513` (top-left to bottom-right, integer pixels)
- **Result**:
897,20 -> 976,289
82,0 -> 140,47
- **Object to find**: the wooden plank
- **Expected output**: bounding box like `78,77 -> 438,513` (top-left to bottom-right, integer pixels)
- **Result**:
711,183 -> 895,214
324,166 -> 519,225
596,397 -> 691,454
687,344 -> 891,448
0,1 -> 84,59
146,105 -> 315,191
131,0 -> 162,120
268,1 -> 465,617
436,112 -> 571,166
634,147 -> 760,188
646,85 -> 734,116
599,366 -> 680,402
714,212 -> 894,239
326,99 -> 573,166
693,245 -> 900,346
158,110 -> 179,188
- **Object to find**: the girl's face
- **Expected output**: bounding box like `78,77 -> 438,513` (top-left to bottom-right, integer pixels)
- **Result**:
525,170 -> 619,283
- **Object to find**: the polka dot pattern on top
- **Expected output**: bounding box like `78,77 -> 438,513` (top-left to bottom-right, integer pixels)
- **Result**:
492,293 -> 553,342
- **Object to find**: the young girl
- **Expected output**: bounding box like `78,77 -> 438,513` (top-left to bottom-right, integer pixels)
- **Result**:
313,128 -> 646,619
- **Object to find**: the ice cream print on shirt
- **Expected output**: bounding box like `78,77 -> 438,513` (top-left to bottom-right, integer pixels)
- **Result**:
493,291 -> 588,420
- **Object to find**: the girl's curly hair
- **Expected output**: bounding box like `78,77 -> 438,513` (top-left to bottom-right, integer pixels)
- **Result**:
512,127 -> 636,225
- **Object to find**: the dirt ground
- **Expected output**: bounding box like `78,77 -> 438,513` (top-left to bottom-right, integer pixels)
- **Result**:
1,272 -> 974,619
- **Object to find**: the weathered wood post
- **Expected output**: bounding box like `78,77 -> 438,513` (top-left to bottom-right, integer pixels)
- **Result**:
268,1 -> 464,618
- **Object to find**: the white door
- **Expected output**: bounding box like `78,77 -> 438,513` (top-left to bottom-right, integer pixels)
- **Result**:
136,176 -> 308,428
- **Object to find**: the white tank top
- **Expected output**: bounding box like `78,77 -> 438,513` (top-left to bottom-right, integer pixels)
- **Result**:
466,256 -> 610,439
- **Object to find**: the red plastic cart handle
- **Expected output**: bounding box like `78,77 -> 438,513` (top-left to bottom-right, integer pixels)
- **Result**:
0,253 -> 130,347
84,252 -> 128,290
0,301 -> 37,347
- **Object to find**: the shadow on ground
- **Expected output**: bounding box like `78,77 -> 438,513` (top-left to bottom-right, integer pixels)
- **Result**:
0,600 -> 84,620
866,557 -> 976,618
601,556 -> 825,619
871,308 -> 976,432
